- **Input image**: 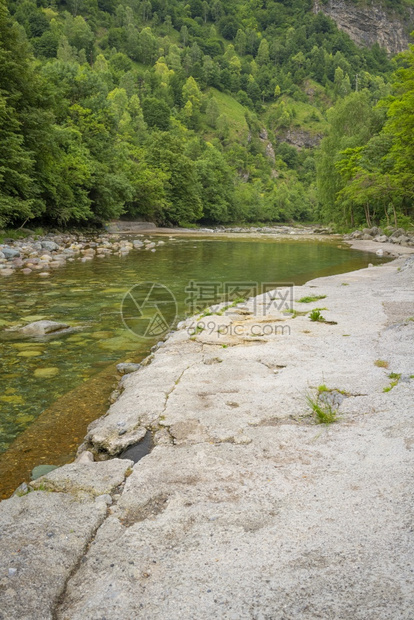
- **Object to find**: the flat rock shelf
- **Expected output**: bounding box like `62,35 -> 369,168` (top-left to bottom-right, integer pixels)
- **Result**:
1,255 -> 413,620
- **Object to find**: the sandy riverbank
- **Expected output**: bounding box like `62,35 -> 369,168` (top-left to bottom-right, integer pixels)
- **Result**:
0,254 -> 413,619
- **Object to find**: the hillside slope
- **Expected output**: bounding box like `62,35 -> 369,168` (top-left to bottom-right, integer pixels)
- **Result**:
0,0 -> 411,228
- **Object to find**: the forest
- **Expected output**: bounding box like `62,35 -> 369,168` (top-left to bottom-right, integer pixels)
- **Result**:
0,0 -> 413,229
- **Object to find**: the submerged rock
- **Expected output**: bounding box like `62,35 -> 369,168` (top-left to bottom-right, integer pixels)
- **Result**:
31,464 -> 58,480
116,363 -> 142,375
33,367 -> 60,379
19,320 -> 69,336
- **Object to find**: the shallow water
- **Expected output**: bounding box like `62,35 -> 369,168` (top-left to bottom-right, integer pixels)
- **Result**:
0,236 -> 388,496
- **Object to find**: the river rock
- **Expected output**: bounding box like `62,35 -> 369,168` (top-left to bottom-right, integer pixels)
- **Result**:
0,269 -> 14,276
19,320 -> 69,336
1,247 -> 20,259
41,241 -> 59,251
116,362 -> 141,375
34,367 -> 60,379
75,451 -> 94,464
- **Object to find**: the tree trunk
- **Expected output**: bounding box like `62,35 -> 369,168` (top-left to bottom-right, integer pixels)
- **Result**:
384,206 -> 390,227
364,203 -> 371,227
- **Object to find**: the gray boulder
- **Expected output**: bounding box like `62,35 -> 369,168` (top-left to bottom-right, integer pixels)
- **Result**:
41,241 -> 59,251
19,320 -> 69,336
1,247 -> 20,259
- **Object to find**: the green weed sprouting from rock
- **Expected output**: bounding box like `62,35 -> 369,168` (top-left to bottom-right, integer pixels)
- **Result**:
383,372 -> 402,392
309,309 -> 325,322
306,392 -> 338,424
389,372 -> 401,380
298,295 -> 327,303
284,309 -> 308,318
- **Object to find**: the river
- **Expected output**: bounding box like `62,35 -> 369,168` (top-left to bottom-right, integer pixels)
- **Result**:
0,235 -> 388,497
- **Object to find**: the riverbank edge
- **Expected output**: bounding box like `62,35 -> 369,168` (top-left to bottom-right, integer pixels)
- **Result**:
1,225 -> 412,282
0,248 -> 413,619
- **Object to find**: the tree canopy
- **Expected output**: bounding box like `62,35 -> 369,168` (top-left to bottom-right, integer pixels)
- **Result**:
0,0 -> 412,228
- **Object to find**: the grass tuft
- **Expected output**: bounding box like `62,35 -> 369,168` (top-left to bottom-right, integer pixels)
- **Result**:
389,372 -> 401,380
306,393 -> 338,424
298,295 -> 327,303
309,309 -> 325,322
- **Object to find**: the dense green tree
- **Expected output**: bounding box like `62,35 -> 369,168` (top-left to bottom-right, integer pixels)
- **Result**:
142,97 -> 171,130
196,145 -> 234,222
316,91 -> 384,226
146,132 -> 203,224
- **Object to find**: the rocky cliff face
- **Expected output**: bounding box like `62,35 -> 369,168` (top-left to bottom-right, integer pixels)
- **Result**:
313,0 -> 414,54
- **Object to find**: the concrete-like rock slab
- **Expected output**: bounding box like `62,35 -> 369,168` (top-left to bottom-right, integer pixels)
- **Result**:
0,491 -> 107,620
2,255 -> 414,619
31,459 -> 134,497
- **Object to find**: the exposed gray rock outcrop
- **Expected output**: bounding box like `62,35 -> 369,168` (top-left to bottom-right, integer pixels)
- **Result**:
314,0 -> 414,54
281,128 -> 323,150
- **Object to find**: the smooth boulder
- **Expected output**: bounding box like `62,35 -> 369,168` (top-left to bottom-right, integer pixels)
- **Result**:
1,247 -> 20,259
116,362 -> 141,375
41,241 -> 59,251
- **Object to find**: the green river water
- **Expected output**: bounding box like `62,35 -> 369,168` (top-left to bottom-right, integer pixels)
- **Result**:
0,235 -> 388,496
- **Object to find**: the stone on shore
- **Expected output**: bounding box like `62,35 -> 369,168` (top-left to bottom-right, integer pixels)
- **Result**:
1,248 -> 20,259
116,362 -> 141,375
41,241 -> 59,251
30,459 -> 134,496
